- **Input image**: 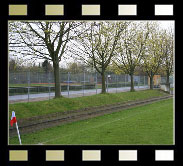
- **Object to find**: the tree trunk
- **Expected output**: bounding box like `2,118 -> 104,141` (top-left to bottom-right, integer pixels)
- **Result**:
166,71 -> 170,92
130,74 -> 135,92
101,72 -> 106,93
150,76 -> 154,89
53,61 -> 61,98
166,71 -> 170,84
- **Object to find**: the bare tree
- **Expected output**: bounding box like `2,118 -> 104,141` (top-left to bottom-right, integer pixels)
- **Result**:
114,22 -> 149,92
161,29 -> 174,87
69,21 -> 129,93
9,21 -> 81,98
142,22 -> 164,89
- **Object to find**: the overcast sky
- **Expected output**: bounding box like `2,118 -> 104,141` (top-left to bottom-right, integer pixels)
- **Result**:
60,20 -> 175,67
159,20 -> 174,29
9,20 -> 175,68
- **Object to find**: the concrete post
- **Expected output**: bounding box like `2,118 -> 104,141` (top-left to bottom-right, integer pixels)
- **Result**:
107,74 -> 109,93
67,72 -> 70,97
83,71 -> 85,96
116,75 -> 117,93
124,74 -> 126,87
48,72 -> 51,100
27,71 -> 30,102
96,72 -> 98,94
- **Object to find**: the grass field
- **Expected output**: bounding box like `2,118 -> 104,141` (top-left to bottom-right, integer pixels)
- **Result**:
9,82 -> 133,87
9,89 -> 167,119
9,98 -> 173,145
9,83 -> 53,87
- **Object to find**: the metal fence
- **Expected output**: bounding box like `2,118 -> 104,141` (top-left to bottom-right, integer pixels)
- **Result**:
9,71 -> 173,103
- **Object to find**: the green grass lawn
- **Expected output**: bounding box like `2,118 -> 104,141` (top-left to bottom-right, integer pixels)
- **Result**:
9,89 -> 167,119
9,83 -> 51,87
9,82 -> 133,87
9,98 -> 173,145
9,83 -> 96,87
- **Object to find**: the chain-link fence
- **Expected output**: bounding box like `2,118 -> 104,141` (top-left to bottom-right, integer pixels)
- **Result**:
161,76 -> 174,85
9,71 -> 173,103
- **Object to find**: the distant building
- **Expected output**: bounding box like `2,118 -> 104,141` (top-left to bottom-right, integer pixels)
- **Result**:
148,75 -> 161,87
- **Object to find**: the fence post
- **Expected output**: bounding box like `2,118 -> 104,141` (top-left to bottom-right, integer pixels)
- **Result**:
124,74 -> 126,87
96,72 -> 98,94
83,71 -> 85,96
116,74 -> 117,93
48,72 -> 51,100
27,71 -> 30,102
107,74 -> 108,93
67,72 -> 70,98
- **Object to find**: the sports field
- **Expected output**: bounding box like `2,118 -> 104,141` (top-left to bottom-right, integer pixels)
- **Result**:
9,98 -> 173,145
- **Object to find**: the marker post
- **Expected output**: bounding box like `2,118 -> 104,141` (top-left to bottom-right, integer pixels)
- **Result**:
15,121 -> 22,145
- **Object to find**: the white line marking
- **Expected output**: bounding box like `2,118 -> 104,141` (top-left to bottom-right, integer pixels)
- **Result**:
40,102 -> 170,144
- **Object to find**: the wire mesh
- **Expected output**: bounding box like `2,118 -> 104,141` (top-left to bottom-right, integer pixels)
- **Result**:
9,71 -> 173,103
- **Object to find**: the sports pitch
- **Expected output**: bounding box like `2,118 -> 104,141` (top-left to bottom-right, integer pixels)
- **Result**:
9,98 -> 173,145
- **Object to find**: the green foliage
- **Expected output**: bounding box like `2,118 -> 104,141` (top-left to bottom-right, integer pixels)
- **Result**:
67,62 -> 85,74
42,60 -> 53,73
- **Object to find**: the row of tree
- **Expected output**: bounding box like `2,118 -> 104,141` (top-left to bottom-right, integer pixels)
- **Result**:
9,58 -> 53,73
9,58 -> 88,73
9,58 -> 167,76
9,21 -> 174,97
69,21 -> 173,92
